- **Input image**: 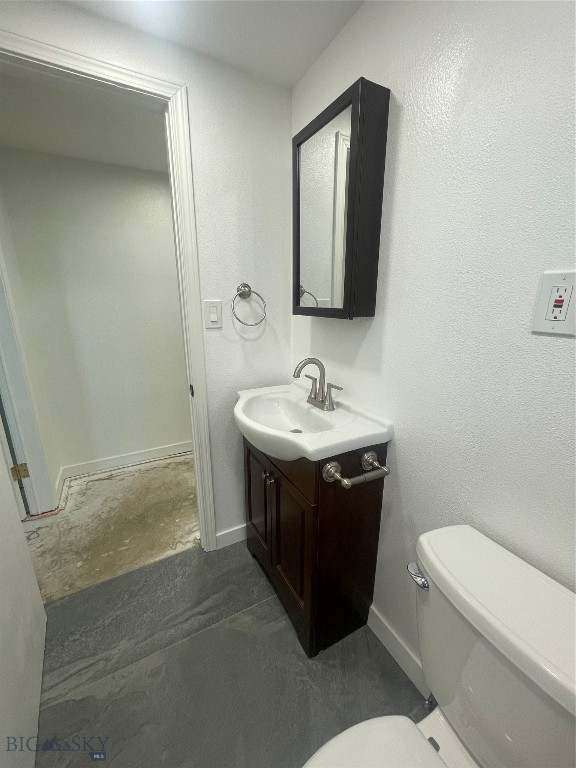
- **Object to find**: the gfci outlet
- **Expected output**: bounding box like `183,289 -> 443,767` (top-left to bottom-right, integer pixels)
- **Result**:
545,284 -> 573,321
532,270 -> 575,336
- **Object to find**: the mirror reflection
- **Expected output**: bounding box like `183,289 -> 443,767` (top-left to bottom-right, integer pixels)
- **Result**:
298,106 -> 351,309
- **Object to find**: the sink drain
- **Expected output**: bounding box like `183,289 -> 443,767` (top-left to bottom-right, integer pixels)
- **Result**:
289,428 -> 303,433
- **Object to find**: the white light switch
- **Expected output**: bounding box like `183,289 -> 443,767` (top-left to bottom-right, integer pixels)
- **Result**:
532,270 -> 575,336
203,300 -> 222,329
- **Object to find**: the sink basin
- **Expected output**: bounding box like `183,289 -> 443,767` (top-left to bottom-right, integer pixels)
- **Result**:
234,383 -> 393,462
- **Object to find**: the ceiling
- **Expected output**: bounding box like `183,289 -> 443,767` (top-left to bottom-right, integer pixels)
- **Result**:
0,63 -> 168,172
71,0 -> 363,88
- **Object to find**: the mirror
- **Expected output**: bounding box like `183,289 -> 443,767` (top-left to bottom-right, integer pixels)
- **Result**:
299,106 -> 351,310
293,78 -> 390,319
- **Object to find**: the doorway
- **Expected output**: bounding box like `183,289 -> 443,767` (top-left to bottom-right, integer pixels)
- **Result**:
0,34 -> 217,599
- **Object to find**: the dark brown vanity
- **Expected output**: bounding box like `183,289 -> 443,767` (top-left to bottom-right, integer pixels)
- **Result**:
244,438 -> 388,656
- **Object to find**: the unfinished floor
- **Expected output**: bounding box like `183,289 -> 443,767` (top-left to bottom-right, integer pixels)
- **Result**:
25,453 -> 199,602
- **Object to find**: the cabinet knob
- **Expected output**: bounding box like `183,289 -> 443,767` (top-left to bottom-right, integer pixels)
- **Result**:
262,471 -> 269,480
266,476 -> 275,486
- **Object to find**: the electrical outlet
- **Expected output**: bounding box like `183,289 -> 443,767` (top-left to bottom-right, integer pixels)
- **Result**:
532,270 -> 575,336
545,284 -> 573,321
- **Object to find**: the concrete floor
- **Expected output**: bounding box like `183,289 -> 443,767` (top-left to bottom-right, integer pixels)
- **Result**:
36,543 -> 427,767
25,453 -> 199,602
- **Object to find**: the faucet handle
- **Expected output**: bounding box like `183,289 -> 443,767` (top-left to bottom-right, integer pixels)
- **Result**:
325,383 -> 343,411
304,374 -> 318,399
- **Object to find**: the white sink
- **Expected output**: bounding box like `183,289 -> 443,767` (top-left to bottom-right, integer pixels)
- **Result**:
234,382 -> 393,462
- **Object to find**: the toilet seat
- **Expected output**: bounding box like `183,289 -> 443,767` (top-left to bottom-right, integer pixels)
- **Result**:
303,715 -> 447,767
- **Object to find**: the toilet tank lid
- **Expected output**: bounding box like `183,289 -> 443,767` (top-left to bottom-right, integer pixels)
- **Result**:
417,525 -> 575,716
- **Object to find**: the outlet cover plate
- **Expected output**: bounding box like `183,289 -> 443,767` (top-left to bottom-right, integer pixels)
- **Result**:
532,270 -> 575,337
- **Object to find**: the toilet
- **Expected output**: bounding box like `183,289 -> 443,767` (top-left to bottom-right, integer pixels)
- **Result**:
304,525 -> 575,768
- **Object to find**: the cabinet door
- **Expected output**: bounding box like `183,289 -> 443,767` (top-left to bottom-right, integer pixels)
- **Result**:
269,470 -> 317,654
244,443 -> 272,566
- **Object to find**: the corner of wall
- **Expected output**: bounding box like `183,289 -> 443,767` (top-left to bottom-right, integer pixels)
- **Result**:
367,603 -> 428,696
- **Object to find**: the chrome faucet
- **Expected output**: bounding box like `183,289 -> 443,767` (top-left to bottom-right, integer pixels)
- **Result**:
293,357 -> 342,411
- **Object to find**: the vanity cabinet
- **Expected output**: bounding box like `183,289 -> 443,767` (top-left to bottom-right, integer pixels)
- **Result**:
244,438 -> 388,656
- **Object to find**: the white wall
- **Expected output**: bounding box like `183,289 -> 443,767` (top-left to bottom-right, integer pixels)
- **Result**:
0,147 -> 192,492
292,1 -> 575,688
0,416 -> 45,767
0,1 -> 292,537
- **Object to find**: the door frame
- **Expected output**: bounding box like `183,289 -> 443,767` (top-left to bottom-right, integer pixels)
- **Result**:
0,30 -> 217,550
0,361 -> 31,518
0,187 -> 59,516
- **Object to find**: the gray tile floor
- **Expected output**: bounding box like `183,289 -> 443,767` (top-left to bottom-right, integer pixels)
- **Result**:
36,542 -> 426,767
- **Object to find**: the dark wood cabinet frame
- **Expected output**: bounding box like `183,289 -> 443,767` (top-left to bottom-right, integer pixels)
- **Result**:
244,438 -> 388,657
293,77 -> 390,319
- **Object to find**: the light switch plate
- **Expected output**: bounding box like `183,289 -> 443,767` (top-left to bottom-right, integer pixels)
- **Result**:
532,270 -> 575,337
203,300 -> 222,329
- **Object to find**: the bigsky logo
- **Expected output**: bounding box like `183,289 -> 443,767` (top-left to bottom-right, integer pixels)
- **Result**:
5,736 -> 108,760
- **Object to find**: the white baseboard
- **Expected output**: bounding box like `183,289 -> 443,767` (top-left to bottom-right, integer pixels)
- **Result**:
216,523 -> 246,549
367,604 -> 429,696
55,441 -> 193,500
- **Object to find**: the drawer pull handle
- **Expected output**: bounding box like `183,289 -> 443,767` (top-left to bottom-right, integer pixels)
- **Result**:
322,452 -> 389,490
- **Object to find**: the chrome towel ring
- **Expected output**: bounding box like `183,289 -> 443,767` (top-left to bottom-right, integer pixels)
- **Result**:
231,283 -> 267,326
299,284 -> 319,307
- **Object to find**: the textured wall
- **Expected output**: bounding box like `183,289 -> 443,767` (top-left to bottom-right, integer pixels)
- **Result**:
0,2 -> 292,537
0,147 -> 191,487
292,0 -> 575,676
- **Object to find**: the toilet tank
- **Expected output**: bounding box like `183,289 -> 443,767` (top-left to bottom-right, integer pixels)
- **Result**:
416,526 -> 575,768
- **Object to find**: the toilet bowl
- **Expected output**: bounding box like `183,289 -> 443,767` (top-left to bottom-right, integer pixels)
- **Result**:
303,715 -> 446,768
304,525 -> 576,768
302,712 -> 476,768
